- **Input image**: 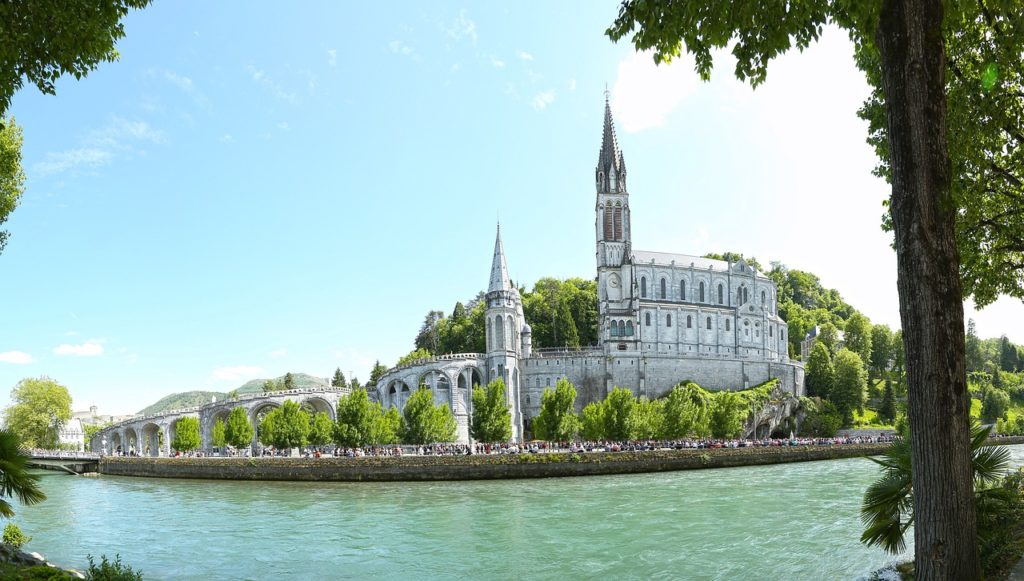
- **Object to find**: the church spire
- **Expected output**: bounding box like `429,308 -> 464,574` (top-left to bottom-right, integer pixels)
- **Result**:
596,94 -> 626,193
488,223 -> 511,293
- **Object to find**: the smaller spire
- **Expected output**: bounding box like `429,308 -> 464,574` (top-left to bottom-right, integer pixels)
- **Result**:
489,223 -> 511,293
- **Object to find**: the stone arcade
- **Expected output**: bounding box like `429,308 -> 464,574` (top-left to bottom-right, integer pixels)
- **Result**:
373,99 -> 804,443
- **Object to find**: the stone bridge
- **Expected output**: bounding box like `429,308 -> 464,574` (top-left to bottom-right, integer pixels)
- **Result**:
90,387 -> 350,456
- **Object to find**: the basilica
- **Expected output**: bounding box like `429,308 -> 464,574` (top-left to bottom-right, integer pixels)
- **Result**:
373,100 -> 804,443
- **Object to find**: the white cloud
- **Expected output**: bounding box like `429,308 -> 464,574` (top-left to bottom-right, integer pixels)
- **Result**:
212,365 -> 264,381
245,65 -> 297,104
53,342 -> 103,357
0,351 -> 33,364
447,10 -> 477,44
518,51 -> 533,61
389,40 -> 416,58
65,331 -> 79,337
611,49 -> 699,132
277,121 -> 291,132
450,63 -> 461,73
32,116 -> 166,177
490,56 -> 505,68
567,79 -> 577,91
531,90 -> 555,111
33,148 -> 113,176
220,133 -> 233,143
327,49 -> 337,67
269,348 -> 288,359
163,71 -> 193,92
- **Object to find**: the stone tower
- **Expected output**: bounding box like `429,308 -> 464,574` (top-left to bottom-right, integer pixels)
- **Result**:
595,97 -> 638,348
484,224 -> 525,441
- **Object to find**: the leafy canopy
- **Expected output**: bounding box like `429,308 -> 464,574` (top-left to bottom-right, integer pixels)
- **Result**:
4,376 -> 73,449
470,378 -> 513,443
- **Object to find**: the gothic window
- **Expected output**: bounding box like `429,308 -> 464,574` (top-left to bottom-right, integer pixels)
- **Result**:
706,317 -> 712,330
645,312 -> 651,326
660,278 -> 667,299
770,326 -> 773,337
718,284 -> 724,304
743,287 -> 749,304
610,321 -> 619,337
687,315 -> 692,328
738,287 -> 743,304
613,204 -> 623,241
726,319 -> 731,331
598,171 -> 604,190
680,280 -> 686,301
626,321 -> 634,336
762,290 -> 766,305
603,206 -> 613,240
781,330 -> 785,340
666,314 -> 672,327
618,320 -> 626,336
641,277 -> 647,298
699,281 -> 705,302
495,315 -> 505,350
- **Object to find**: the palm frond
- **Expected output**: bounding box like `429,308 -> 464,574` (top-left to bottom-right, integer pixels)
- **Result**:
0,430 -> 45,508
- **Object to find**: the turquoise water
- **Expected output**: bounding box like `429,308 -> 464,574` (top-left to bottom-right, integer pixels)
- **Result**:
15,447 -> 1024,580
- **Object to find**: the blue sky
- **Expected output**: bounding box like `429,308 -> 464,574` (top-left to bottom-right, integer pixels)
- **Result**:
2,2 -> 1022,415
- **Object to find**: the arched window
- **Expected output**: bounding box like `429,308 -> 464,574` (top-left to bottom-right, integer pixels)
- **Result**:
762,290 -> 767,305
699,281 -> 705,302
660,278 -> 667,299
781,330 -> 785,340
603,205 -> 613,240
687,315 -> 692,328
769,326 -> 773,337
645,312 -> 651,326
718,284 -> 724,304
726,319 -> 731,331
610,321 -> 619,337
706,317 -> 712,330
666,314 -> 672,327
598,171 -> 604,190
743,287 -> 749,304
613,204 -> 623,241
738,287 -> 743,304
626,321 -> 634,336
495,315 -> 505,350
680,280 -> 686,301
618,320 -> 626,336
641,277 -> 647,298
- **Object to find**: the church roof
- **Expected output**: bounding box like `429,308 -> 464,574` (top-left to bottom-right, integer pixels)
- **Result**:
597,96 -> 625,176
633,250 -> 727,270
489,224 -> 511,293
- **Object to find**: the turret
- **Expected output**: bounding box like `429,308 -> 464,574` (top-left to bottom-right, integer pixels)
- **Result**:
483,223 -> 525,441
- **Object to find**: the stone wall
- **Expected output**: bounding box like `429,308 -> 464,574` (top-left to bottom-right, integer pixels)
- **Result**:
100,444 -> 890,482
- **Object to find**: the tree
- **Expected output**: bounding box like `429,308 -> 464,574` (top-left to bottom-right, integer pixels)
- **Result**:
371,407 -> 401,445
805,342 -> 835,399
262,379 -> 280,393
223,407 -> 254,449
210,418 -> 226,448
627,397 -> 664,440
709,392 -> 744,439
171,417 -> 200,453
661,383 -> 711,439
470,379 -> 512,443
334,389 -> 378,448
84,423 -> 107,449
414,310 -> 444,353
0,120 -> 24,256
878,380 -> 897,425
0,430 -> 45,517
368,361 -> 390,387
4,377 -> 73,449
603,387 -> 635,441
331,368 -> 348,389
308,412 -> 333,447
981,389 -> 1010,425
282,372 -> 295,391
965,319 -> 984,373
258,411 -> 278,447
999,336 -> 1019,373
580,401 -> 605,440
799,399 -> 843,438
396,348 -> 432,367
844,312 -> 873,366
816,322 -> 840,355
869,324 -> 894,381
532,379 -> 582,441
833,349 -> 868,427
401,388 -> 456,444
264,400 -> 309,450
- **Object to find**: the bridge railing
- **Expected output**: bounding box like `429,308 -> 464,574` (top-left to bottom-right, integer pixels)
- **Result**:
25,450 -> 100,460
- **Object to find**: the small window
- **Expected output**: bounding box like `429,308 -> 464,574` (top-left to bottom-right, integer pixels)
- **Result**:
700,282 -> 705,302
666,314 -> 672,327
762,290 -> 767,305
645,312 -> 651,326
737,288 -> 743,304
726,319 -> 731,331
680,280 -> 686,301
718,284 -> 724,304
660,278 -> 667,299
769,327 -> 773,337
743,287 -> 749,304
626,321 -> 634,336
618,320 -> 626,336
611,322 -> 619,337
641,277 -> 647,298
781,330 -> 785,340
706,317 -> 712,330
687,315 -> 692,328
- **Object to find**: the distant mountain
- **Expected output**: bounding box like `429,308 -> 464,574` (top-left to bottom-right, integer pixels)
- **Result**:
138,391 -> 227,416
136,373 -> 331,415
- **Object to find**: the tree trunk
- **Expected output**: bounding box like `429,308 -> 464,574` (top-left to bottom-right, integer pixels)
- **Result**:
876,0 -> 978,578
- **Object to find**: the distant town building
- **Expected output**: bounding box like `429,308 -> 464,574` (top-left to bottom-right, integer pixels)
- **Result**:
800,326 -> 846,360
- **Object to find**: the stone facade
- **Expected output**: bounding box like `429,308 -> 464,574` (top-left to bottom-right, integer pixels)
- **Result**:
373,99 -> 804,441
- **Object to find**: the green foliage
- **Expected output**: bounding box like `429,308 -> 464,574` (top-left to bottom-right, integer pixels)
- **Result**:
982,389 -> 1011,425
308,412 -> 333,447
966,319 -> 985,373
661,383 -> 711,439
844,312 -> 873,366
170,417 -> 200,452
372,407 -> 402,445
331,368 -> 347,389
0,119 -> 25,255
282,372 -> 295,391
708,391 -> 744,439
401,388 -> 456,444
413,297 -> 488,355
1000,336 -> 1021,373
262,379 -> 280,393
3,377 -> 73,449
396,348 -> 433,367
262,401 -> 310,450
799,398 -> 842,438
703,251 -> 761,273
627,397 -> 664,440
85,554 -> 143,581
83,423 -> 107,447
580,401 -> 605,440
0,430 -> 45,518
137,391 -> 226,416
2,523 -> 30,549
333,389 -> 378,448
832,349 -> 868,427
877,380 -> 897,426
805,342 -> 834,399
522,278 -> 599,348
603,387 -> 635,441
210,419 -> 226,448
869,324 -> 894,380
223,407 -> 254,449
368,361 -> 389,387
470,379 -> 512,443
532,379 -> 582,441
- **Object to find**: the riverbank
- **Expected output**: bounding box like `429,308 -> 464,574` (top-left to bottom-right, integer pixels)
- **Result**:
99,442 -> 888,481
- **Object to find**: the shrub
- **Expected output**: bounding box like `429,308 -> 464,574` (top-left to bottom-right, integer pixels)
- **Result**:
85,554 -> 142,581
2,522 -> 30,549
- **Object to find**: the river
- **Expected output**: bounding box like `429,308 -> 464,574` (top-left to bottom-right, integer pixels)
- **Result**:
14,445 -> 1024,580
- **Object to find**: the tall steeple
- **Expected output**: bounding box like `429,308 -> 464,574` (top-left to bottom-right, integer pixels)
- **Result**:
596,95 -> 626,193
489,223 -> 511,293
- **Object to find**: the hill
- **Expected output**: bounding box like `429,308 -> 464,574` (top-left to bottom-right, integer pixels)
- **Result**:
136,373 -> 331,415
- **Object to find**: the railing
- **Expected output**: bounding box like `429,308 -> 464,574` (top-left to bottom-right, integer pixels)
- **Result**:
26,450 -> 100,460
380,353 -> 485,377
